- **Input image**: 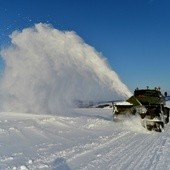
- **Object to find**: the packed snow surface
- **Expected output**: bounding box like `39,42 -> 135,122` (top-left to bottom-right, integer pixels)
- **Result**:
0,107 -> 170,170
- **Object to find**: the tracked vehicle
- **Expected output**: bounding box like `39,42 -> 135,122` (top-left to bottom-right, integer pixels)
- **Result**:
113,87 -> 169,132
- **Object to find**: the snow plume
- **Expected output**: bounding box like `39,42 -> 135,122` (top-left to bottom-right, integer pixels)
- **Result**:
0,23 -> 131,114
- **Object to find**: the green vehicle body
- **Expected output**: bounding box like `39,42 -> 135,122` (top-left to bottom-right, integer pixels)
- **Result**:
113,88 -> 170,132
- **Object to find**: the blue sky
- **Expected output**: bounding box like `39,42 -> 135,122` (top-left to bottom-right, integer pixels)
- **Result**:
0,0 -> 170,93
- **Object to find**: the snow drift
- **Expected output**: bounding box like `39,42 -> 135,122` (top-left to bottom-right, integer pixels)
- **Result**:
0,23 -> 131,114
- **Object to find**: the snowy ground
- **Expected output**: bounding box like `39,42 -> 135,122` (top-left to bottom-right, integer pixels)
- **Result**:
0,103 -> 170,170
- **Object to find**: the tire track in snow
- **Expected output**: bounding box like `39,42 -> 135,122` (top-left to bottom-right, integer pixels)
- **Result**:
55,131 -> 131,169
110,130 -> 169,170
110,128 -> 170,170
62,131 -> 133,169
110,133 -> 153,170
128,126 -> 170,170
149,135 -> 167,170
72,130 -> 168,170
149,129 -> 170,170
123,133 -> 162,170
81,132 -> 150,170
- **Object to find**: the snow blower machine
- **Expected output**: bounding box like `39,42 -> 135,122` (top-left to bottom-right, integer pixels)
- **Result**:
113,87 -> 169,132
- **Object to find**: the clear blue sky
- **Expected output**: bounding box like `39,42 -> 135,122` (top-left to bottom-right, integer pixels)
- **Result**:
0,0 -> 170,93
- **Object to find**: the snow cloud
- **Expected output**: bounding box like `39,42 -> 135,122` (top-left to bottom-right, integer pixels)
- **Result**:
0,23 -> 131,114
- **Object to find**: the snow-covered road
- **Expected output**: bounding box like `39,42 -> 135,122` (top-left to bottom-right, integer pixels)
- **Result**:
0,108 -> 170,170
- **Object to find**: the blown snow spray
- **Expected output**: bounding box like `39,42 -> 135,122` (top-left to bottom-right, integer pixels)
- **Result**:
0,23 -> 131,114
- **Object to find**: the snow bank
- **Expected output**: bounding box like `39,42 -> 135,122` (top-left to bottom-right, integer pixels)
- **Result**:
0,23 -> 131,114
